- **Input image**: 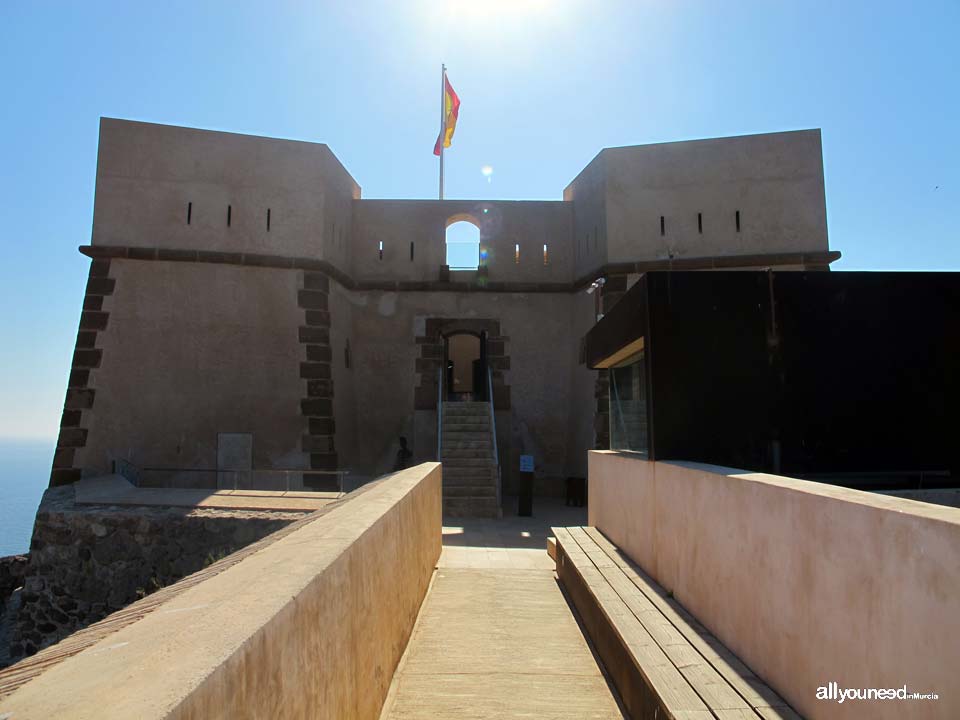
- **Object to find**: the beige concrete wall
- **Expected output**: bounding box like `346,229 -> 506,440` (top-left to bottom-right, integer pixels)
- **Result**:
563,150 -> 609,279
588,451 -> 960,720
79,260 -> 307,474
92,118 -> 359,275
0,463 -> 443,719
603,130 -> 829,263
351,200 -> 574,284
564,130 -> 829,272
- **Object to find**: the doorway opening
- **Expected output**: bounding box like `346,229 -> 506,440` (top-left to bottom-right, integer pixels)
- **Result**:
445,217 -> 480,270
444,331 -> 487,401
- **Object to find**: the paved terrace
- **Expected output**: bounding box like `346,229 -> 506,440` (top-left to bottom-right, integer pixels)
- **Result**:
381,499 -> 625,719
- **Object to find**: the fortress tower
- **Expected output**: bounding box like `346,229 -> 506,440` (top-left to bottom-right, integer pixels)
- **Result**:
53,118 -> 838,510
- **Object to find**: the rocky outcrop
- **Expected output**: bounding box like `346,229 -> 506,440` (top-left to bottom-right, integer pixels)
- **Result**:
8,486 -> 305,662
0,556 -> 28,603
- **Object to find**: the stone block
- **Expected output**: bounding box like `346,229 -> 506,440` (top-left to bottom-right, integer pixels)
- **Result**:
298,326 -> 330,344
297,289 -> 328,310
303,272 -> 330,292
72,349 -> 102,369
79,311 -> 109,331
65,388 -> 96,410
309,417 -> 335,435
299,362 -> 331,380
306,379 -> 333,398
85,277 -> 116,296
57,428 -> 88,448
300,398 -> 332,417
61,409 -> 82,427
305,345 -> 332,363
89,258 -> 111,277
304,310 -> 331,327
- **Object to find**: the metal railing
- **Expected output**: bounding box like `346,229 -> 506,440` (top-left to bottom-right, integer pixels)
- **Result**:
112,460 -> 348,493
437,366 -> 444,460
487,366 -> 502,510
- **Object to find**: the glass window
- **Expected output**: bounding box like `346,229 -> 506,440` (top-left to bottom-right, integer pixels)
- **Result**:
609,350 -> 648,454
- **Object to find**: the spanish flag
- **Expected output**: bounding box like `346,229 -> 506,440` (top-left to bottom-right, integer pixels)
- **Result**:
433,73 -> 461,156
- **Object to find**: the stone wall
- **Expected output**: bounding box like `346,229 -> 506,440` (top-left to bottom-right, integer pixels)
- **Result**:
0,557 -> 28,604
9,486 -> 306,662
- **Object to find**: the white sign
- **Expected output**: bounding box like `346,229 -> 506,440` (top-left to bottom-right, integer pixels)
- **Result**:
519,455 -> 534,473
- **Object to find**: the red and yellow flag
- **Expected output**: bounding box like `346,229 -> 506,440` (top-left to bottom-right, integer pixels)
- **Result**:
433,74 -> 461,156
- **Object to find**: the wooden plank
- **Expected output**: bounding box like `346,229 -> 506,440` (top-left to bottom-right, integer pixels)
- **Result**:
567,528 -> 756,718
553,528 -> 712,717
583,526 -> 796,716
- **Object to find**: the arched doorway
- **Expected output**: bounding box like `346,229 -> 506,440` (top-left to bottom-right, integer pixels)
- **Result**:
445,217 -> 480,270
444,331 -> 487,401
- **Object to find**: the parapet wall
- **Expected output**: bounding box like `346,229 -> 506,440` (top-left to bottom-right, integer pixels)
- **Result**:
0,462 -> 442,719
9,485 -> 305,661
588,451 -> 960,720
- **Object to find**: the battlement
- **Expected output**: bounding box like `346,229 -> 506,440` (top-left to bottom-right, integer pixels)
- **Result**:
91,120 -> 832,288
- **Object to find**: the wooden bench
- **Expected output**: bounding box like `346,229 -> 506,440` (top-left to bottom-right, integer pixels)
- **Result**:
553,526 -> 800,720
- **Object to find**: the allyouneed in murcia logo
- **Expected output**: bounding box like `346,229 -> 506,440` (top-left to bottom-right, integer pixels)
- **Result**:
817,682 -> 939,704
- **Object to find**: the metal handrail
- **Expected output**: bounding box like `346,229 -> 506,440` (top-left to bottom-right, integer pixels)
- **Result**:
437,366 -> 444,460
113,460 -> 348,493
487,366 -> 501,511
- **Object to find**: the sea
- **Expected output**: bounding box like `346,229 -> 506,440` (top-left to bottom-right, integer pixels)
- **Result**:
0,439 -> 54,557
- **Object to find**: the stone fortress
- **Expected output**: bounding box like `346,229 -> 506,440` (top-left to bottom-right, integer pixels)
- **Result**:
4,120 -> 959,720
52,118 -> 838,510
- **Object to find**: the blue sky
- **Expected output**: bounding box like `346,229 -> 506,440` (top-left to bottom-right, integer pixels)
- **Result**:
0,0 -> 957,440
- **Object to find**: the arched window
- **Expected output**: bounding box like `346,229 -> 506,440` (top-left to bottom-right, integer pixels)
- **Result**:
445,218 -> 480,270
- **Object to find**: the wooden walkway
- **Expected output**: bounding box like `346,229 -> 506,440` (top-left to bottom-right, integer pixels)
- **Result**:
381,500 -> 625,719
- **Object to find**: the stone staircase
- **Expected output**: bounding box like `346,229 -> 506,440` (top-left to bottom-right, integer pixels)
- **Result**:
440,402 -> 500,518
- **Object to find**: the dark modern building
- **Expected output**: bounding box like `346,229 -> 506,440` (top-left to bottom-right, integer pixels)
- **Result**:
583,271 -> 960,490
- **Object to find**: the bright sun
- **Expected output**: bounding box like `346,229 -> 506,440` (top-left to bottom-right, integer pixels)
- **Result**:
447,0 -> 554,20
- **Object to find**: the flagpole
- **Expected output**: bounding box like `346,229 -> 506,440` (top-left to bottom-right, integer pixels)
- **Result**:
439,63 -> 446,200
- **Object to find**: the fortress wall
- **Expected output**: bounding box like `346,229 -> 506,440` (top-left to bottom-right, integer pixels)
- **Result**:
564,289 -> 603,476
92,118 -> 359,278
603,129 -> 829,264
563,150 -> 610,280
328,279 -> 358,471
346,290 -> 590,493
351,200 -> 575,284
73,260 -> 310,476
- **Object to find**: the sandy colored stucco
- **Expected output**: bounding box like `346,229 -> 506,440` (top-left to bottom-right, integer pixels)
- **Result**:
78,260 -> 308,474
344,290 -> 589,485
63,119 -> 837,490
588,451 -> 960,720
351,199 -> 574,283
0,462 -> 442,719
92,118 -> 359,273
566,129 -> 829,269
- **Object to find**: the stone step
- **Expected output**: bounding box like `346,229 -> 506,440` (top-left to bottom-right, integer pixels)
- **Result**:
443,439 -> 492,451
442,416 -> 490,426
441,424 -> 490,440
443,485 -> 497,498
442,448 -> 493,459
443,468 -> 495,481
443,402 -> 489,413
443,410 -> 490,420
443,476 -> 495,489
441,457 -> 495,468
443,496 -> 500,519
